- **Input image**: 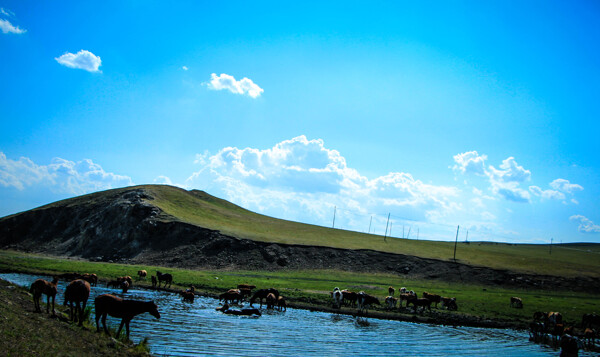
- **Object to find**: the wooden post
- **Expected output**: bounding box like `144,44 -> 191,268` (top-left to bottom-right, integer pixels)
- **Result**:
453,225 -> 460,261
332,206 -> 336,229
384,213 -> 390,241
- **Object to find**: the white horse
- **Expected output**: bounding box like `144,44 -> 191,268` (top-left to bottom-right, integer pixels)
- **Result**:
332,287 -> 343,309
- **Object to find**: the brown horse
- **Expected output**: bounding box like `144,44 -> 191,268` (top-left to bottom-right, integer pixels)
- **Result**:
80,273 -> 98,287
64,279 -> 91,326
137,270 -> 147,279
95,294 -> 160,338
250,288 -> 280,307
30,277 -> 59,314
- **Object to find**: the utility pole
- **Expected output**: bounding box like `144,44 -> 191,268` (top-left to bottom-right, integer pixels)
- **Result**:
402,225 -> 405,239
406,226 -> 411,239
390,222 -> 393,237
332,206 -> 336,229
417,227 -> 419,240
384,213 -> 390,241
453,225 -> 460,261
368,216 -> 372,234
465,230 -> 469,243
549,237 -> 553,255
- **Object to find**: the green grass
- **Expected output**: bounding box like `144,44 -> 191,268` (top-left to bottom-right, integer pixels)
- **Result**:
2,249 -> 599,328
29,184 -> 599,278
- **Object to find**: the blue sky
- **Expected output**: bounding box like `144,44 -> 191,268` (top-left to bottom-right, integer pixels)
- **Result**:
1,1 -> 599,243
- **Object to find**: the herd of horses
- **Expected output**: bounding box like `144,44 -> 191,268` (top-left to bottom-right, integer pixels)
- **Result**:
29,271 -> 161,339
28,271 -> 599,355
330,286 -> 458,315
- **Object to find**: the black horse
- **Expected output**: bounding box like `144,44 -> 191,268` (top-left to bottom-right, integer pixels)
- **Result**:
156,271 -> 173,288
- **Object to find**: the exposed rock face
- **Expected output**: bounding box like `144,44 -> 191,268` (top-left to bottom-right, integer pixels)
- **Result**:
1,187 -> 598,293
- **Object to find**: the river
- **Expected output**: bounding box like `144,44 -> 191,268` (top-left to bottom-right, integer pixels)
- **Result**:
1,273 -> 589,356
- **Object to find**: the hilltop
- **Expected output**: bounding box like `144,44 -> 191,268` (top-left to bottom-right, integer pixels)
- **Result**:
0,185 -> 598,292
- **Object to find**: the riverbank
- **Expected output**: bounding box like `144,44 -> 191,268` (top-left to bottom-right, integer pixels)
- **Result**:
2,249 -> 598,332
0,278 -> 150,356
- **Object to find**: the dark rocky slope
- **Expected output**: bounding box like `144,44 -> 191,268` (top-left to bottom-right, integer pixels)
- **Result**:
1,187 -> 598,293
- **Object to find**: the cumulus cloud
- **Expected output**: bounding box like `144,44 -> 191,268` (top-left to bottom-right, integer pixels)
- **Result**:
528,186 -> 565,200
55,50 -> 102,72
550,178 -> 583,193
186,136 -> 458,230
452,151 -> 487,175
570,215 -> 600,233
182,66 -> 188,71
0,152 -> 132,195
0,18 -> 26,34
206,73 -> 263,98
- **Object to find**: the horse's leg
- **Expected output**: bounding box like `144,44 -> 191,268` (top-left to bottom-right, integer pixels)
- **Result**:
102,314 -> 109,335
51,295 -> 55,315
45,294 -> 50,313
79,301 -> 87,326
95,311 -> 101,332
116,319 -> 125,338
125,320 -> 131,339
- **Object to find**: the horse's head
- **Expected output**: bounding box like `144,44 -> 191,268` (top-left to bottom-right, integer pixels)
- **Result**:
148,301 -> 160,319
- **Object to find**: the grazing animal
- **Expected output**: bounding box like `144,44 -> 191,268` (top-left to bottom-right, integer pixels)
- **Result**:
64,279 -> 91,326
237,284 -> 256,290
510,296 -> 523,309
388,286 -> 395,297
151,275 -> 157,288
137,270 -> 147,279
385,296 -> 398,310
559,334 -> 579,357
107,280 -> 122,288
95,294 -> 160,338
440,297 -> 458,311
30,277 -> 59,314
399,293 -> 415,308
277,296 -> 287,311
422,292 -> 442,308
547,312 -> 563,329
266,293 -> 277,310
407,298 -> 432,314
250,289 -> 280,307
80,273 -> 98,287
180,290 -> 195,303
216,304 -> 261,316
219,291 -> 243,304
341,290 -> 357,307
239,288 -> 252,299
533,311 -> 547,322
584,328 -> 596,348
120,280 -> 130,293
332,287 -> 343,309
582,313 -> 600,329
529,321 -> 544,341
400,287 -> 407,294
156,271 -> 173,288
117,276 -> 133,288
357,292 -> 380,314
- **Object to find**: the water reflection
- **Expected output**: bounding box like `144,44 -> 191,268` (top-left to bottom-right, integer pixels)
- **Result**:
0,273 -> 591,356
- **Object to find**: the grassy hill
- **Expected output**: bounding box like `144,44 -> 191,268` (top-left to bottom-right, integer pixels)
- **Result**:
45,184 -> 596,279
6,184 -> 599,278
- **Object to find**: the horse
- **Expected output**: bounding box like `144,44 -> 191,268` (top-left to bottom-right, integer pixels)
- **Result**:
95,294 -> 160,339
137,270 -> 147,279
156,271 -> 173,288
181,290 -> 195,303
216,304 -> 261,316
331,287 -> 343,309
64,279 -> 91,326
277,296 -> 287,311
30,277 -> 58,314
250,288 -> 280,307
80,273 -> 98,287
266,293 -> 277,310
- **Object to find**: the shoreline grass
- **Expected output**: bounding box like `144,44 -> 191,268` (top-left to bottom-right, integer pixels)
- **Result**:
2,249 -> 599,330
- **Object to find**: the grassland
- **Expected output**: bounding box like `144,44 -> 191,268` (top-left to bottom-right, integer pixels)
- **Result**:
2,250 -> 599,330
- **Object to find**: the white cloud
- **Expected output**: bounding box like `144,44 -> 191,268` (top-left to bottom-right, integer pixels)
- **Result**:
154,175 -> 173,185
182,66 -> 189,71
0,152 -> 132,195
529,186 -> 565,200
453,151 -> 487,175
206,73 -> 264,98
55,50 -> 102,73
550,178 -> 583,193
0,18 -> 26,34
570,215 -> 600,233
488,157 -> 531,183
186,136 -> 459,230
